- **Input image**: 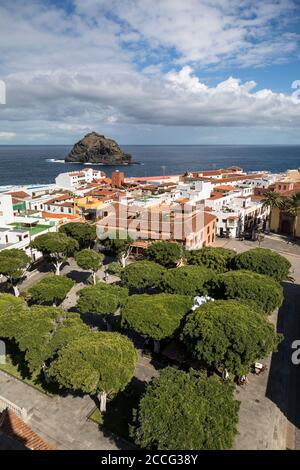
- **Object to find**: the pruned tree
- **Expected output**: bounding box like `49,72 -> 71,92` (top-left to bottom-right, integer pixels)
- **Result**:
121,293 -> 192,353
120,261 -> 166,291
0,249 -> 31,297
186,247 -> 236,273
101,236 -> 132,262
132,367 -> 240,450
214,270 -> 284,314
75,249 -> 104,285
27,274 -> 75,306
77,283 -> 128,330
159,265 -> 215,296
48,331 -> 138,412
182,299 -> 281,374
233,248 -> 291,282
146,241 -> 182,267
30,232 -> 78,275
0,302 -> 90,380
106,261 -> 123,277
59,222 -> 97,248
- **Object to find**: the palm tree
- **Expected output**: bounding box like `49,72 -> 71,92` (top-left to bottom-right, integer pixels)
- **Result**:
261,191 -> 284,231
283,192 -> 300,238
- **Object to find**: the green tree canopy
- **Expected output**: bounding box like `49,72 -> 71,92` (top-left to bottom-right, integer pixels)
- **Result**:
0,293 -> 25,314
106,261 -> 123,276
101,236 -> 132,259
0,249 -> 31,296
48,331 -> 138,412
186,247 -> 236,273
27,274 -> 75,306
132,367 -> 239,450
75,249 -> 104,285
121,294 -> 192,350
30,232 -> 79,275
0,303 -> 89,372
59,222 -> 97,248
214,270 -> 284,314
182,300 -> 281,374
77,283 -> 129,323
160,265 -> 215,296
120,261 -> 166,291
233,248 -> 291,281
146,241 -> 182,267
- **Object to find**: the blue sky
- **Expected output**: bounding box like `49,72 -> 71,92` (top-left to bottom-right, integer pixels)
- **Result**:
0,0 -> 300,144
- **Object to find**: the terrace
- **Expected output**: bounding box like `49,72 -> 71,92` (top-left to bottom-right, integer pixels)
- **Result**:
8,222 -> 53,236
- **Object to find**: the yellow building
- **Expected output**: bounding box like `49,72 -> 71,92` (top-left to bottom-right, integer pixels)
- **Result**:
74,196 -> 106,219
270,206 -> 300,238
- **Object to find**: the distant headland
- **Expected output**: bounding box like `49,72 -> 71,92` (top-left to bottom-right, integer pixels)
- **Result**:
65,131 -> 137,165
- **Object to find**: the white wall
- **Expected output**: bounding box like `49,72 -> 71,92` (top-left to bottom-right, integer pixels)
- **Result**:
0,195 -> 14,225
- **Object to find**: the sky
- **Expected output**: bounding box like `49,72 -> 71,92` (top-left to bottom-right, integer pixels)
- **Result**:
0,0 -> 300,145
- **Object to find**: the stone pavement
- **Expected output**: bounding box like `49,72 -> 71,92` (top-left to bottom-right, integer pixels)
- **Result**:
0,351 -> 159,450
0,369 -> 121,450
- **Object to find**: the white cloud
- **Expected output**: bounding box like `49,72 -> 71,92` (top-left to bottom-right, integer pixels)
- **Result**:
75,0 -> 299,67
0,132 -> 16,140
0,0 -> 300,144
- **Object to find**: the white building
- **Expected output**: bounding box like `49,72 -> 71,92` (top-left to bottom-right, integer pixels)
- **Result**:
55,168 -> 106,190
207,194 -> 269,238
0,195 -> 14,225
172,180 -> 213,204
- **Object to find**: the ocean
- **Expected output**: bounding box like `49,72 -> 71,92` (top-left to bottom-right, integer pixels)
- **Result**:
0,145 -> 300,186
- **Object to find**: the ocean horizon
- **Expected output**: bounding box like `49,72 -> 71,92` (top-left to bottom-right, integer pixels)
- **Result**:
0,144 -> 300,186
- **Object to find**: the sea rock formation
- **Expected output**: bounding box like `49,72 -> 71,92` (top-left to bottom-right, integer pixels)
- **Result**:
65,132 -> 133,164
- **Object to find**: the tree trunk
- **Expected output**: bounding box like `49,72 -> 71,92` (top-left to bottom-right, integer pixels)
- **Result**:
98,391 -> 107,413
103,318 -> 111,331
120,254 -> 127,268
13,285 -> 20,297
55,262 -> 63,276
92,271 -> 97,285
293,215 -> 298,239
153,340 -> 160,354
42,363 -> 50,384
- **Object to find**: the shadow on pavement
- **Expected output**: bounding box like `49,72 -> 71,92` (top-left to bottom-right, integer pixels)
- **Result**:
266,280 -> 300,432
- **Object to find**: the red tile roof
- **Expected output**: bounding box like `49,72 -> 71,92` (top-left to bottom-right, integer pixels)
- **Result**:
41,211 -> 79,220
214,185 -> 236,191
0,408 -> 52,450
8,191 -> 31,199
208,193 -> 225,200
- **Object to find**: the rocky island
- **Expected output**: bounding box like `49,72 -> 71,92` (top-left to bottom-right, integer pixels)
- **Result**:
65,132 -> 134,165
